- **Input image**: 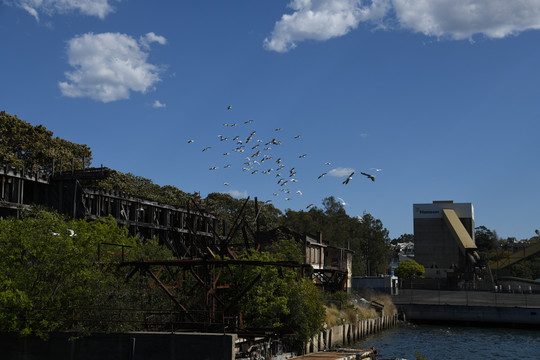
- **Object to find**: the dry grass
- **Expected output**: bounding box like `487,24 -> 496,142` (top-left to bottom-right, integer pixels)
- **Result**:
324,293 -> 397,326
370,294 -> 397,317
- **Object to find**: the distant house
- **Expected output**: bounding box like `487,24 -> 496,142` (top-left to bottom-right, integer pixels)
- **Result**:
260,227 -> 354,292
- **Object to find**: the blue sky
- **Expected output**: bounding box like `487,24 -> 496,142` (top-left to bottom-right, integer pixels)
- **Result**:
1,0 -> 540,241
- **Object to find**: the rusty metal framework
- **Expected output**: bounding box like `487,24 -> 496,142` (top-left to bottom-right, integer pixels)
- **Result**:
1,162 -> 353,336
312,269 -> 349,292
0,162 -> 221,257
113,197 -> 311,336
119,258 -> 308,335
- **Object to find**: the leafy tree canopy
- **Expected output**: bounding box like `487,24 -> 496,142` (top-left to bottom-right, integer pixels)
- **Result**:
225,249 -> 324,342
96,171 -> 196,207
0,208 -> 174,337
0,111 -> 92,171
475,225 -> 498,253
394,260 -> 425,279
280,196 -> 391,276
391,233 -> 414,245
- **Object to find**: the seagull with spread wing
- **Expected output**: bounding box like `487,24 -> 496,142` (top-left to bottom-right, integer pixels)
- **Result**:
360,172 -> 375,181
343,171 -> 354,184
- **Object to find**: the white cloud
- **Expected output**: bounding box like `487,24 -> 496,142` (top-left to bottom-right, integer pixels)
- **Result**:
265,0 -> 540,51
391,0 -> 540,40
227,190 -> 248,198
21,3 -> 40,21
59,32 -> 166,103
11,0 -> 116,21
140,32 -> 167,49
328,167 -> 355,177
264,0 -> 390,52
152,100 -> 166,108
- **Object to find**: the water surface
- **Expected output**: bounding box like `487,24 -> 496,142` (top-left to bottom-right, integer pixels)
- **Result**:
352,323 -> 540,359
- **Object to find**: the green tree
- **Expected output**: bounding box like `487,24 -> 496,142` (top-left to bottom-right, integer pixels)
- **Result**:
96,171 -> 196,206
0,111 -> 92,171
475,226 -> 498,253
224,245 -> 324,342
265,232 -> 304,263
391,233 -> 414,245
356,212 -> 392,276
0,208 -> 174,337
394,260 -> 425,279
285,278 -> 325,342
204,192 -> 282,243
280,197 -> 391,276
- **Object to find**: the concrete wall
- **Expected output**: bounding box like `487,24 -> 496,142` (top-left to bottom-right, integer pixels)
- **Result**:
398,304 -> 540,326
2,331 -> 237,360
306,314 -> 398,354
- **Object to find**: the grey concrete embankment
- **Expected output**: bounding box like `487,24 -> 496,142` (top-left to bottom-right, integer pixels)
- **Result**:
393,289 -> 540,326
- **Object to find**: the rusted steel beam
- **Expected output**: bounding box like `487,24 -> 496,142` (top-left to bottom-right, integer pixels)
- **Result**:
145,267 -> 196,322
224,272 -> 262,314
122,259 -> 309,268
189,198 -> 225,246
185,204 -> 215,258
254,197 -> 261,251
219,197 -> 252,259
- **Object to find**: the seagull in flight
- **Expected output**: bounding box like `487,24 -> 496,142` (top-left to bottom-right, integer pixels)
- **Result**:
360,172 -> 375,182
227,105 -> 232,110
370,168 -> 383,172
325,162 -> 331,165
223,182 -> 229,186
298,154 -> 307,158
245,120 -> 254,124
337,197 -> 348,206
306,204 -> 314,209
187,139 -> 194,143
202,147 -> 211,152
209,167 -> 218,170
318,173 -> 327,179
294,135 -> 301,139
343,171 -> 354,184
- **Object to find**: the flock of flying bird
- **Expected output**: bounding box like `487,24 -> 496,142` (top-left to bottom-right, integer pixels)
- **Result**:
187,105 -> 380,209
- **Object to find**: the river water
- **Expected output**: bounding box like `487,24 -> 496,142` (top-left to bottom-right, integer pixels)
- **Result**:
351,323 -> 540,360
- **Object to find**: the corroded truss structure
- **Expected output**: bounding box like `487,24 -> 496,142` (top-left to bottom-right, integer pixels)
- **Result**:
115,197 -> 311,335
1,163 -> 310,335
0,163 -> 220,258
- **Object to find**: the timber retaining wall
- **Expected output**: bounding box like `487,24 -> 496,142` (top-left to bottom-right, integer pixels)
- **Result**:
306,314 -> 399,353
